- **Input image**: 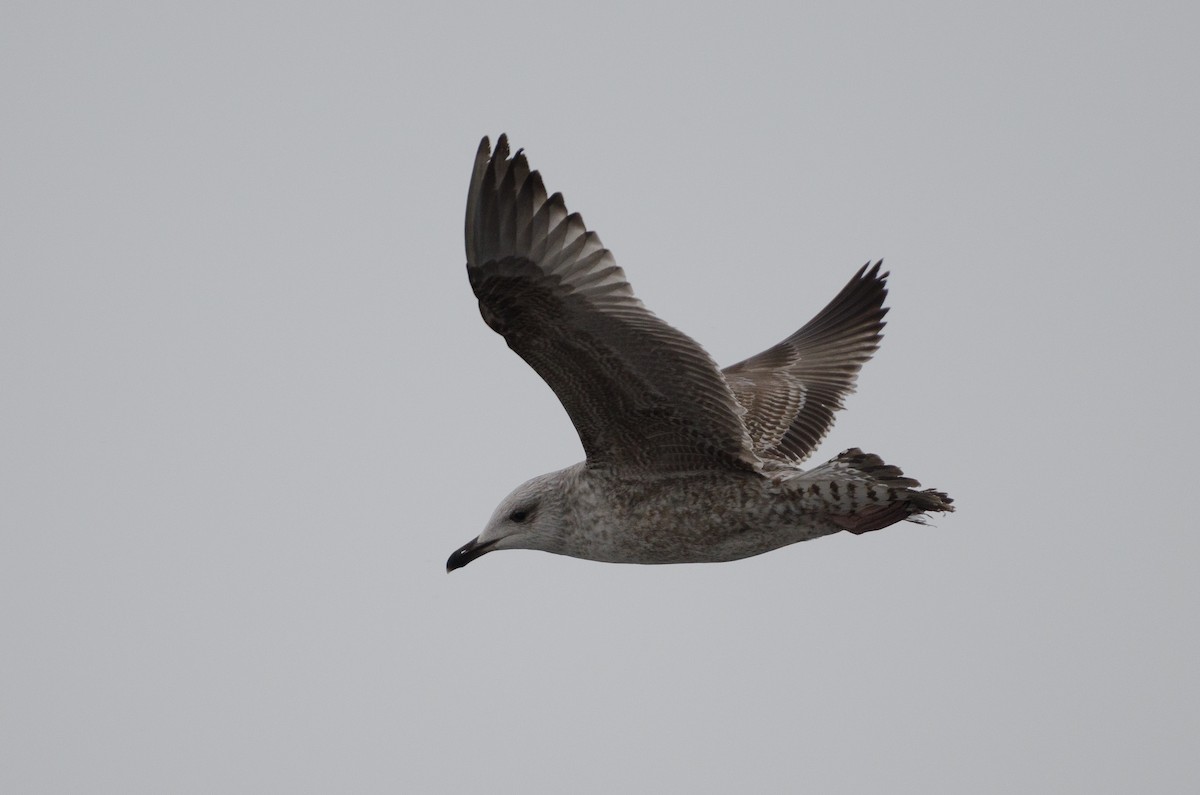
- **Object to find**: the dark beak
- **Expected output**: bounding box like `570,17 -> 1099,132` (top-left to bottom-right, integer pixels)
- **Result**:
446,536 -> 499,572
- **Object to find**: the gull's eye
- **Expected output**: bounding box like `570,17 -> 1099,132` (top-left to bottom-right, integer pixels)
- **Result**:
509,509 -> 528,523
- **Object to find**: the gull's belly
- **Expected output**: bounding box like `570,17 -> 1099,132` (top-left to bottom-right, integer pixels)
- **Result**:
566,471 -> 841,564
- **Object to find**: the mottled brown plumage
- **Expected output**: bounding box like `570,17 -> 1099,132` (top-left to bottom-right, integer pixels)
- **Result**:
448,135 -> 952,572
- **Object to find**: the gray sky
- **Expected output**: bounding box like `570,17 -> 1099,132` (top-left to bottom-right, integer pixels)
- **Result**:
3,2 -> 1197,792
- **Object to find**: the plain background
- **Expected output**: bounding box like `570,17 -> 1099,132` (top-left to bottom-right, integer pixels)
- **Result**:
3,2 -> 1198,792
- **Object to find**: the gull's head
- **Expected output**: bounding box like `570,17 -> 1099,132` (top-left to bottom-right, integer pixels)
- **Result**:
446,468 -> 572,572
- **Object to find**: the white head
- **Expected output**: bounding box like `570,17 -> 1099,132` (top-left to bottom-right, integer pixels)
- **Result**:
446,467 -> 574,572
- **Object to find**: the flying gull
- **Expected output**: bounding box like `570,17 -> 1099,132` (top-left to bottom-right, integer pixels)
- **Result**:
447,135 -> 953,571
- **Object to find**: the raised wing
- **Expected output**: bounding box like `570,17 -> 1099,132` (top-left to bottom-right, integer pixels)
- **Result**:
465,135 -> 758,473
722,262 -> 888,466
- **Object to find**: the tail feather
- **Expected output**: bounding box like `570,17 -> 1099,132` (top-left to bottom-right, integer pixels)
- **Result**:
793,447 -> 954,535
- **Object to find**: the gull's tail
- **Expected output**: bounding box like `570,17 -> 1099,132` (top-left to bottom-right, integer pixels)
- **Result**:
793,447 -> 954,535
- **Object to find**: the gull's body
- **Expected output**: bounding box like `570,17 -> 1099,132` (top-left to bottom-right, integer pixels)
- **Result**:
447,135 -> 952,571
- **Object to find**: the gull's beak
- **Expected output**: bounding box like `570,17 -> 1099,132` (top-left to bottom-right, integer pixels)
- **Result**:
446,536 -> 499,572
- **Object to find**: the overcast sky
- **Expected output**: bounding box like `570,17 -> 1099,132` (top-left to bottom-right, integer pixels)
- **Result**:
3,2 -> 1198,792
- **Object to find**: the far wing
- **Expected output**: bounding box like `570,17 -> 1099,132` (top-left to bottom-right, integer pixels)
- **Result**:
722,262 -> 888,465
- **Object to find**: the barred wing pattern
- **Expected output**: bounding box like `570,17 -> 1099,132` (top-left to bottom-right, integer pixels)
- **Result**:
722,263 -> 889,466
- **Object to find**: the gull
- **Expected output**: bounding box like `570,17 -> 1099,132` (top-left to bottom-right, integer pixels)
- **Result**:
447,135 -> 952,571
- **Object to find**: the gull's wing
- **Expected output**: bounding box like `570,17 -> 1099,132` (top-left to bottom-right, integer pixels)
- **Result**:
465,135 -> 758,473
722,262 -> 889,466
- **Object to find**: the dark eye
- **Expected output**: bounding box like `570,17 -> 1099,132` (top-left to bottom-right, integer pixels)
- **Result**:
509,509 -> 528,523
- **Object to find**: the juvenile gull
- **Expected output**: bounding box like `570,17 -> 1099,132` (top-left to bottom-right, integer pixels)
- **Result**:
447,135 -> 953,571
